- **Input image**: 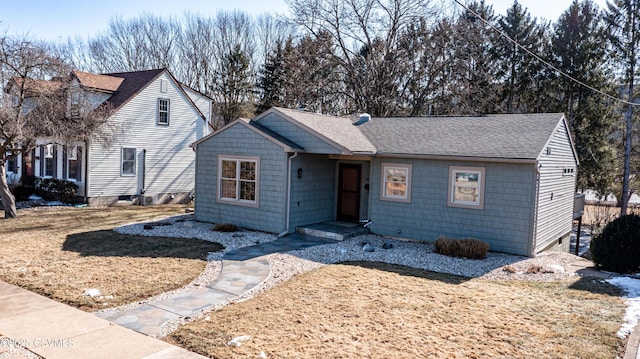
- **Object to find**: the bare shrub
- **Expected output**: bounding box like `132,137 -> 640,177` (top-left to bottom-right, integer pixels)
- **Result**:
213,223 -> 240,232
502,265 -> 516,273
434,236 -> 490,259
525,264 -> 543,274
586,202 -> 618,237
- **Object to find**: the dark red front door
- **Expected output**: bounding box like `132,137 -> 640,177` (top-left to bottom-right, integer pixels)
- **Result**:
337,163 -> 361,222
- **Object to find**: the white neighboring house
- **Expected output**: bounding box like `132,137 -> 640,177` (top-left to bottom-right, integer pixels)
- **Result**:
8,68 -> 213,205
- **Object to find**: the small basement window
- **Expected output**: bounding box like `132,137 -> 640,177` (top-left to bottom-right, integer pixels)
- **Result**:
563,167 -> 575,176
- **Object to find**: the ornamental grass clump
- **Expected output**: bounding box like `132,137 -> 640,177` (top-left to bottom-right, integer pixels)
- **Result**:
590,214 -> 640,273
434,236 -> 490,259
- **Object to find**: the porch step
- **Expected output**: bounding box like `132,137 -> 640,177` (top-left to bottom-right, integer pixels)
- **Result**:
295,221 -> 369,241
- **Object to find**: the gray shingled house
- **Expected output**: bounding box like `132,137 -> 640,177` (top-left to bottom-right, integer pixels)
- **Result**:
192,107 -> 578,257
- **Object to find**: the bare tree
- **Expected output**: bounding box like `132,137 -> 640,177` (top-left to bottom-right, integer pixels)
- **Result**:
0,35 -> 112,218
287,0 -> 439,115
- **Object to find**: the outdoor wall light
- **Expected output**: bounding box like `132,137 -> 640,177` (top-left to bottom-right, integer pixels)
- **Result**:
297,168 -> 303,179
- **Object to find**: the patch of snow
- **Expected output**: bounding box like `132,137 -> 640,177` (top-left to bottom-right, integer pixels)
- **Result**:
606,276 -> 640,338
84,288 -> 101,297
46,201 -> 66,206
227,335 -> 251,347
28,194 -> 42,200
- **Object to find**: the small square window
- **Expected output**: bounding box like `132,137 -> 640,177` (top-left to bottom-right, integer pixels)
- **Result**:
380,163 -> 412,203
448,166 -> 486,209
217,156 -> 259,207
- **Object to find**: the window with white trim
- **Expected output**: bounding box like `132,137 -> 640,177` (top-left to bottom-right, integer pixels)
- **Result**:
158,98 -> 169,125
448,166 -> 486,209
218,156 -> 259,206
121,147 -> 136,176
67,145 -> 82,181
380,163 -> 412,203
44,144 -> 56,177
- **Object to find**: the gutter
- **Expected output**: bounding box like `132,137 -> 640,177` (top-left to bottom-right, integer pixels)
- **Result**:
278,152 -> 298,237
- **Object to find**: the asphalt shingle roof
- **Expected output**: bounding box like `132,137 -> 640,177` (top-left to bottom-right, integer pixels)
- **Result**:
104,69 -> 165,110
272,107 -> 376,154
358,113 -> 564,159
73,70 -> 124,92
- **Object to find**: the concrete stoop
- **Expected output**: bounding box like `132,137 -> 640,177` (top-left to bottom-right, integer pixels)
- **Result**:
295,221 -> 369,241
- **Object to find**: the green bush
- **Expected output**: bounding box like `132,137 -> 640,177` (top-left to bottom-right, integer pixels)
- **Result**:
35,178 -> 79,203
590,214 -> 640,273
435,236 -> 490,259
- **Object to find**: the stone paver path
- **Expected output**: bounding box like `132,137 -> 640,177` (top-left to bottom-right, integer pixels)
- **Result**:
97,234 -> 337,336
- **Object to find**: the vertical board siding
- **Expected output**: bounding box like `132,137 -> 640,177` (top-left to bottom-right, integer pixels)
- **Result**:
288,154 -> 337,228
87,73 -> 207,199
368,159 -> 537,256
534,120 -> 577,253
195,123 -> 288,233
256,113 -> 341,154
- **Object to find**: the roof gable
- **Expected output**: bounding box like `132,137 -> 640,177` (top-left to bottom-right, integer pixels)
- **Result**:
253,107 -> 376,154
192,118 -> 302,152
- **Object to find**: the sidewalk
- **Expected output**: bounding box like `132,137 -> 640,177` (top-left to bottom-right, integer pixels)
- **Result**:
97,234 -> 337,336
0,281 -> 206,359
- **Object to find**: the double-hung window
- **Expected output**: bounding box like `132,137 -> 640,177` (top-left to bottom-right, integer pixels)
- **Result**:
448,166 -> 486,209
121,147 -> 136,176
380,163 -> 412,203
218,156 -> 259,206
67,145 -> 82,181
158,99 -> 170,125
44,144 -> 56,177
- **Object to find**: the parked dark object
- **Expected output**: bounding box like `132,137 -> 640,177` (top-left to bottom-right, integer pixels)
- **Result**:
590,214 -> 640,273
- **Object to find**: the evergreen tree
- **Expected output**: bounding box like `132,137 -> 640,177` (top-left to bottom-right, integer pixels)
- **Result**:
605,0 -> 640,214
552,0 -> 617,194
495,1 -> 544,113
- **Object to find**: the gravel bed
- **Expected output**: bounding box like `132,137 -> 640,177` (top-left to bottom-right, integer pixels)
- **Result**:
101,214 -> 583,337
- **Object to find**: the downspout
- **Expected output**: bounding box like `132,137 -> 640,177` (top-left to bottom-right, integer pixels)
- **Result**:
141,149 -> 147,196
84,141 -> 90,202
278,152 -> 298,237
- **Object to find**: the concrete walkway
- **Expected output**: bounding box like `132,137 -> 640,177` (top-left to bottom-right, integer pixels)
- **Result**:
96,234 -> 337,337
0,281 -> 206,359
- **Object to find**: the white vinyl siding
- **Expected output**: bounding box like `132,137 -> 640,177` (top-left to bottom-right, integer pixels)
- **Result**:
87,72 -> 207,199
534,119 -> 577,253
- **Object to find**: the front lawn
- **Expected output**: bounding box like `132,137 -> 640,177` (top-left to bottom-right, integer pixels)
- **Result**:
169,262 -> 626,358
0,205 -> 223,310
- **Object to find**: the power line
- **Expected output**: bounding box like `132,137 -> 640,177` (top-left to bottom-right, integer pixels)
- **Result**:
453,0 -> 639,107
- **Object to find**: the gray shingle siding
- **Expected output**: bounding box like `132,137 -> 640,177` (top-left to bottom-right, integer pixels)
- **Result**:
534,120 -> 576,253
288,154 -> 338,228
256,113 -> 342,154
195,123 -> 288,233
368,158 -> 536,256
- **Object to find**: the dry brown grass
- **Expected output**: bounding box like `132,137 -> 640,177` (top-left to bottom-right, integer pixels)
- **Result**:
0,205 -> 223,311
168,262 -> 626,359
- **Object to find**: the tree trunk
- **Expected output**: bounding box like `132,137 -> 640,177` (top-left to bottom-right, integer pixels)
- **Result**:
0,164 -> 18,219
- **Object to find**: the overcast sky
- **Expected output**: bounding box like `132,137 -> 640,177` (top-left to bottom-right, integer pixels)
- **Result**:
1,0 -> 609,42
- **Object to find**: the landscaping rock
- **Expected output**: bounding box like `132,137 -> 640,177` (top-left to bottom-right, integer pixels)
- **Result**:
232,233 -> 245,238
143,224 -> 155,230
382,241 -> 394,249
363,243 -> 375,252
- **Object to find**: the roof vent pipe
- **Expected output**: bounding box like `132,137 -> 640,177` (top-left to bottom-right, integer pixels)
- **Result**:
353,113 -> 371,126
